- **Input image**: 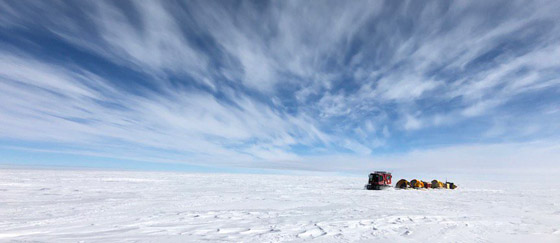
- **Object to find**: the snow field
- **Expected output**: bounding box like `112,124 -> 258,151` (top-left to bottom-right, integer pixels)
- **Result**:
1,169 -> 559,242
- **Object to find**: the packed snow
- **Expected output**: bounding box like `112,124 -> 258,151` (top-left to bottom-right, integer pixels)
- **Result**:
1,169 -> 559,242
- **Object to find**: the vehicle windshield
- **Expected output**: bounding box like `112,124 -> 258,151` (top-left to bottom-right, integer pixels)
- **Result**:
369,173 -> 386,183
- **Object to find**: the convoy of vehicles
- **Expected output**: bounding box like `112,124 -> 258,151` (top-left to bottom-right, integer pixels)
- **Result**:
366,171 -> 457,190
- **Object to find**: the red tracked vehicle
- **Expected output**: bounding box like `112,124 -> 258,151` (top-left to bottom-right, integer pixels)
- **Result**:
365,171 -> 392,190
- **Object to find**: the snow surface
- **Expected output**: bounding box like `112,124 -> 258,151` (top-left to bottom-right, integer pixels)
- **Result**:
1,169 -> 559,242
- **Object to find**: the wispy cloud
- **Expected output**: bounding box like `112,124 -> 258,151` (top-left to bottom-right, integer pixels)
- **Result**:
0,0 -> 559,173
0,51 -> 333,167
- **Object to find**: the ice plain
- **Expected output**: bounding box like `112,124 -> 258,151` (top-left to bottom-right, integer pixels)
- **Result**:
1,169 -> 559,242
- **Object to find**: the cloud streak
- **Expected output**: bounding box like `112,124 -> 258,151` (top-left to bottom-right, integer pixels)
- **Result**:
0,0 -> 559,174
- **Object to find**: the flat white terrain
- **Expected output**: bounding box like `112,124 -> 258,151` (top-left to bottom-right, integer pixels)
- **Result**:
1,169 -> 559,242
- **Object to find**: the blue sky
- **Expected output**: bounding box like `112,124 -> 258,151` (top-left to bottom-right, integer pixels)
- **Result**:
0,0 -> 559,175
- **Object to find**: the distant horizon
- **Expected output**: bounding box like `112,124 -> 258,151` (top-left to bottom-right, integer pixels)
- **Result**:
2,162 -> 557,184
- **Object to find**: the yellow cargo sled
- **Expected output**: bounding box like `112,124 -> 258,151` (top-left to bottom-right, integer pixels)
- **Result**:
410,179 -> 424,189
445,182 -> 458,189
395,179 -> 410,189
431,180 -> 444,188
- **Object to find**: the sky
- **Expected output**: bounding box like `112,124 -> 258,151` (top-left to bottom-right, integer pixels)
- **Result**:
0,0 -> 559,177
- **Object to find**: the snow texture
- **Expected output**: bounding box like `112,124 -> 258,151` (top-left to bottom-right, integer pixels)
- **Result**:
1,169 -> 559,242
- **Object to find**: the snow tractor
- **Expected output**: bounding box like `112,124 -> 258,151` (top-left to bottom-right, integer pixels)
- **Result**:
395,179 -> 410,189
365,171 -> 392,190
